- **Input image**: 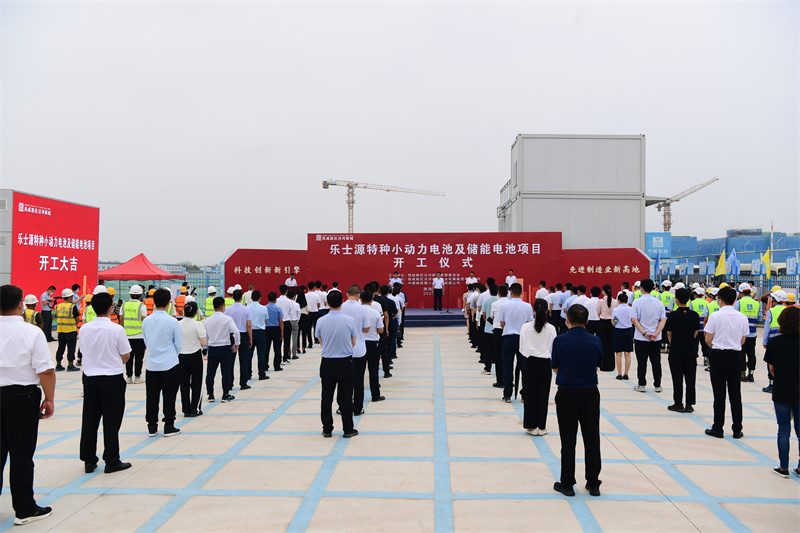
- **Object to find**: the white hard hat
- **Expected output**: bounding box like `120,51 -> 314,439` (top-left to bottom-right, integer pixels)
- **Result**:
234,284 -> 242,291
738,283 -> 751,292
634,281 -> 641,287
674,282 -> 685,289
185,295 -> 195,304
93,285 -> 108,295
771,290 -> 788,303
691,283 -> 700,289
129,285 -> 143,295
227,286 -> 235,295
694,288 -> 706,296
709,288 -> 719,296
207,286 -> 216,294
62,288 -> 74,298
662,280 -> 672,287
24,294 -> 38,305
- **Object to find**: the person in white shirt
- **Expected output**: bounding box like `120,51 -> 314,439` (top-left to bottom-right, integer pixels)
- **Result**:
535,281 -> 548,301
546,285 -> 564,334
277,286 -> 295,363
703,286 -> 750,439
177,302 -> 207,417
306,284 -> 321,344
465,271 -> 478,286
318,284 -> 330,317
287,290 -> 302,359
203,297 -> 240,402
519,298 -> 557,435
341,285 -> 372,415
361,290 -> 385,403
285,274 -> 298,287
79,291 -> 133,475
389,272 -> 403,287
490,285 -> 510,387
0,285 -> 56,525
505,269 -> 517,286
432,272 -> 445,311
243,284 -> 255,305
585,287 -> 601,335
497,283 -> 534,402
571,285 -> 589,311
617,282 -> 633,305
611,293 -> 634,379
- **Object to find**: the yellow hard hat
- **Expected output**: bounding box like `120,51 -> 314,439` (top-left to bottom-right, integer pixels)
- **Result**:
107,287 -> 116,296
148,289 -> 156,296
719,282 -> 729,289
771,285 -> 782,293
85,294 -> 93,302
787,293 -> 797,304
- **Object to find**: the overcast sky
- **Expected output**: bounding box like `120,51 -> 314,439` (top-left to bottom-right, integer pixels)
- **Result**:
2,1 -> 797,265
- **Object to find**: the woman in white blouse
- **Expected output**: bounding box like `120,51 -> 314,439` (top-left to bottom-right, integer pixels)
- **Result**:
178,302 -> 207,417
519,298 -> 558,435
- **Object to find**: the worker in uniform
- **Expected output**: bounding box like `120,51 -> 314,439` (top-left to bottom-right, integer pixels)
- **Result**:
23,295 -> 43,330
55,289 -> 81,372
660,281 -> 675,353
690,288 -> 710,361
225,287 -> 235,308
107,288 -> 120,324
703,288 -> 721,370
762,290 -> 787,393
205,286 -> 217,319
632,281 -> 643,302
175,287 -> 188,316
786,293 -> 798,308
39,286 -> 57,341
0,284 -> 56,526
121,285 -> 148,384
144,289 -> 156,316
734,283 -> 760,382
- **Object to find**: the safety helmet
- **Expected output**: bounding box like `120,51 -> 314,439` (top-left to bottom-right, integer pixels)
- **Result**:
234,284 -> 242,291
662,280 -> 672,287
227,286 -> 235,295
738,283 -> 751,292
93,285 -> 108,295
207,286 -> 217,294
771,285 -> 782,293
719,282 -> 729,289
24,294 -> 38,305
674,282 -> 685,289
148,289 -> 156,296
693,288 -> 706,296
185,295 -> 195,304
85,294 -> 93,302
179,287 -> 188,294
107,287 -> 116,296
786,293 -> 797,304
129,285 -> 143,295
709,288 -> 719,296
634,281 -> 641,287
691,283 -> 700,289
62,288 -> 74,298
771,290 -> 788,303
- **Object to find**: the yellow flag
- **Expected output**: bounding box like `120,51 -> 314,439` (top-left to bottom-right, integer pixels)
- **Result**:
714,250 -> 726,276
762,250 -> 770,280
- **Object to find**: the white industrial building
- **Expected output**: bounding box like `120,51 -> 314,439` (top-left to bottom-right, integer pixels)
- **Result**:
497,134 -> 660,251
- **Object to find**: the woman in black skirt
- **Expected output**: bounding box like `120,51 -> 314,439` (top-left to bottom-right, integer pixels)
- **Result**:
519,299 -> 558,435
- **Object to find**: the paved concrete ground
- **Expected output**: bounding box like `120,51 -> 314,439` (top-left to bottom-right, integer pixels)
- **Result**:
1,327 -> 798,532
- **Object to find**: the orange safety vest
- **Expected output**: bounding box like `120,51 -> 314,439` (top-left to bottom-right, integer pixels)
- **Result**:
175,295 -> 186,316
78,301 -> 86,328
145,297 -> 155,315
110,305 -> 119,324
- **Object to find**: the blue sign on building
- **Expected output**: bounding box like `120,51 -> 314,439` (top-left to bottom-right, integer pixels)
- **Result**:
751,259 -> 761,275
788,256 -> 798,276
645,232 -> 672,259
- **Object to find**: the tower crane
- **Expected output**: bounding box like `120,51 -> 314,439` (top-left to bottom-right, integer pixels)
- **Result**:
322,180 -> 446,233
654,176 -> 719,232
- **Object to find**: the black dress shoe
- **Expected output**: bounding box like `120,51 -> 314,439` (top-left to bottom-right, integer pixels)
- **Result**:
274,367 -> 283,371
667,404 -> 685,413
683,405 -> 694,413
85,462 -> 97,473
355,409 -> 365,416
585,482 -> 601,496
105,461 -> 132,474
384,372 -> 392,378
492,383 -> 504,388
705,428 -> 724,438
372,396 -> 385,402
259,375 -> 269,380
733,431 -> 744,439
240,384 -> 251,390
553,482 -> 575,496
322,430 -> 332,438
343,429 -> 359,438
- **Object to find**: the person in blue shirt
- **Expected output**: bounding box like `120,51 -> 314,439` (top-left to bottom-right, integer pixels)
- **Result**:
142,288 -> 183,438
315,290 -> 358,438
551,303 -> 603,498
265,292 -> 285,372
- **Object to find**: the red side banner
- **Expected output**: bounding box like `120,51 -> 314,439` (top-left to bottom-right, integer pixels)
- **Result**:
223,249 -> 309,295
307,232 -> 563,308
11,192 -> 99,305
560,248 -> 651,290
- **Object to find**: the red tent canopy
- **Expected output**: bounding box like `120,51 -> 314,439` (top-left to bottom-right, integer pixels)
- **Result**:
98,253 -> 186,281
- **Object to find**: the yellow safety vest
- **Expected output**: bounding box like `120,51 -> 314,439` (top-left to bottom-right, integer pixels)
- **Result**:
738,296 -> 760,335
24,308 -> 39,326
55,302 -> 78,333
768,305 -> 786,339
707,301 -> 720,315
690,299 -> 708,329
205,297 -> 215,318
84,306 -> 97,324
634,290 -> 642,301
660,291 -> 675,313
225,297 -> 234,308
123,300 -> 145,336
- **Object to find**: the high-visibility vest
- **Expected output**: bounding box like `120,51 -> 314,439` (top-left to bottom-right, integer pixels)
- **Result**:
767,305 -> 786,341
660,291 -> 675,314
166,303 -> 175,316
690,299 -> 708,330
634,290 -> 642,301
225,297 -> 234,308
738,296 -> 760,335
110,305 -> 119,324
707,301 -> 720,315
24,308 -> 39,326
205,297 -> 215,318
175,295 -> 186,316
55,302 -> 78,333
83,306 -> 97,324
123,300 -> 145,336
145,298 -> 155,315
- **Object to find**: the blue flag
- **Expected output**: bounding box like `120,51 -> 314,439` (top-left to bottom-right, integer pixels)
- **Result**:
728,249 -> 740,276
654,250 -> 661,276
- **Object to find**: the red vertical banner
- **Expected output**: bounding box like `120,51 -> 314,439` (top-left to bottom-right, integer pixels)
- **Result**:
307,232 -> 563,308
11,192 -> 99,305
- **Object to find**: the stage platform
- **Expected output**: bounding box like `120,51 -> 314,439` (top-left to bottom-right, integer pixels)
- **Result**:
404,308 -> 465,328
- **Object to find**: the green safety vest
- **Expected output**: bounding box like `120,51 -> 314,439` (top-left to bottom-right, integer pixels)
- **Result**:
768,305 -> 786,340
660,291 -> 675,313
690,299 -> 708,329
707,301 -> 720,315
225,297 -> 234,308
123,300 -> 145,336
634,290 -> 642,301
738,296 -> 760,335
205,297 -> 215,318
84,306 -> 97,324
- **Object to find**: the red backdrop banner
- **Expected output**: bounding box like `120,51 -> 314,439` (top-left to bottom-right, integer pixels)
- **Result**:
11,192 -> 99,305
223,249 -> 309,296
306,232 -> 563,308
559,248 -> 651,292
